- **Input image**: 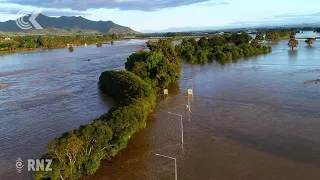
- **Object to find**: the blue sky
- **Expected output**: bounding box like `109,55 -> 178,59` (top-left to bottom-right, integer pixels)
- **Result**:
0,0 -> 319,32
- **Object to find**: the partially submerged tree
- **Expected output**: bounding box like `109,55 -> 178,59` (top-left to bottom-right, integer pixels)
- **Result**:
175,35 -> 272,64
125,39 -> 180,87
68,45 -> 74,52
266,32 -> 281,42
288,38 -> 299,50
227,32 -> 252,45
96,42 -> 102,47
305,38 -> 315,46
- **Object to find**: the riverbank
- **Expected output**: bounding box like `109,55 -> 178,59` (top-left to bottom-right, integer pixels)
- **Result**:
0,38 -> 159,55
0,41 -> 115,55
0,47 -> 41,54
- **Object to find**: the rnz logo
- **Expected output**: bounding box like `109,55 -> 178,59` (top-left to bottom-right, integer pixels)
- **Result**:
16,157 -> 52,173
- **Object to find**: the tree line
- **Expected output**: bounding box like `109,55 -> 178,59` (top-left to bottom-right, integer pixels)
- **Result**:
287,37 -> 316,50
175,33 -> 272,64
255,30 -> 296,42
0,35 -> 117,52
33,31 -> 316,179
126,39 -> 181,87
34,39 -> 181,180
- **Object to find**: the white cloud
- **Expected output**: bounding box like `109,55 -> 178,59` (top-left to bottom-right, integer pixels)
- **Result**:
4,0 -> 227,11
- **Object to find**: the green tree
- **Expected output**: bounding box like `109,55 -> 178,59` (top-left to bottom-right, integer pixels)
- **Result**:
290,34 -> 295,39
288,38 -> 299,50
305,38 -> 315,46
250,39 -> 260,48
65,134 -> 84,177
266,32 -> 280,42
198,37 -> 208,48
111,34 -> 118,39
175,39 -> 195,58
146,40 -> 157,50
125,50 -> 149,73
125,48 -> 179,87
96,42 -> 102,47
68,46 -> 74,52
228,32 -> 252,45
175,35 -> 272,64
290,31 -> 296,38
255,32 -> 265,41
98,70 -> 154,101
208,35 -> 227,46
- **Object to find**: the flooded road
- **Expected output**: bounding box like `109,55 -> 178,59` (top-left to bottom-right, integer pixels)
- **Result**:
1,39 -> 320,180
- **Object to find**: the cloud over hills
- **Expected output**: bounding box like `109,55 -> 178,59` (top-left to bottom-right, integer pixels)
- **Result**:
4,0 -> 226,11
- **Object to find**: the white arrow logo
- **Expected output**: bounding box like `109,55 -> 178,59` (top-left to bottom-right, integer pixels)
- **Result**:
15,9 -> 43,30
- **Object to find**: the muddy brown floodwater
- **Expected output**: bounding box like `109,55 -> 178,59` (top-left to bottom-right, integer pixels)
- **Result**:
83,40 -> 320,180
0,39 -> 320,180
0,40 -> 147,180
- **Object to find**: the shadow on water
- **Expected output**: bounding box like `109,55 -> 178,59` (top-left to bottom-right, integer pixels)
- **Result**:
288,49 -> 298,59
215,127 -> 320,168
219,60 -> 232,66
207,58 -> 214,64
305,45 -> 315,49
304,45 -> 318,56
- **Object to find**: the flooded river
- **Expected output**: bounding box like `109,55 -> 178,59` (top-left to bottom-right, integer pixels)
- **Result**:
0,40 -> 146,179
1,39 -> 320,180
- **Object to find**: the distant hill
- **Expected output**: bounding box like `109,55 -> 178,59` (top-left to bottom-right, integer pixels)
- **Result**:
143,22 -> 320,33
0,14 -> 138,35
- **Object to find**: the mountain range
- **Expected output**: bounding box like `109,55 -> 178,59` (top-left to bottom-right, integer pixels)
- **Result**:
0,14 -> 138,35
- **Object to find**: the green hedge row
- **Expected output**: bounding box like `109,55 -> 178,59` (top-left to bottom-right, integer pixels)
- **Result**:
98,70 -> 155,102
125,39 -> 181,88
175,35 -> 272,64
35,71 -> 156,180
